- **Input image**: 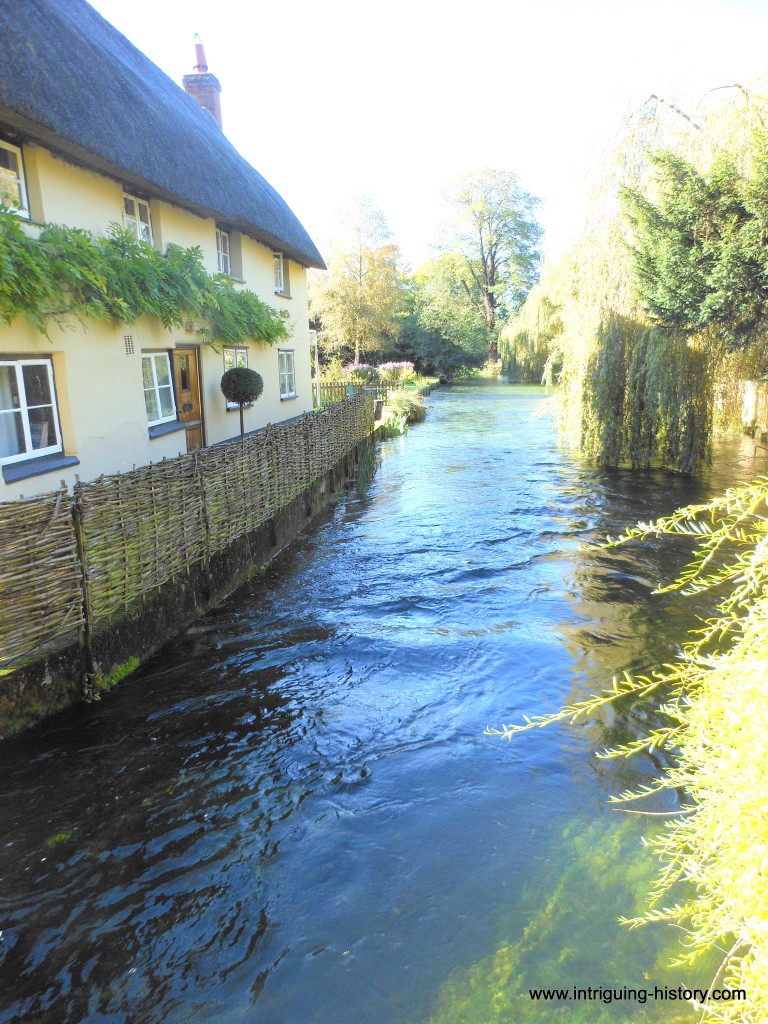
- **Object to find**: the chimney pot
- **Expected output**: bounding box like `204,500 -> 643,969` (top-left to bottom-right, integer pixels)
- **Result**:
183,35 -> 223,130
193,33 -> 208,72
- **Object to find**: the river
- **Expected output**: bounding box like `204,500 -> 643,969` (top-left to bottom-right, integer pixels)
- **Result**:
0,383 -> 757,1024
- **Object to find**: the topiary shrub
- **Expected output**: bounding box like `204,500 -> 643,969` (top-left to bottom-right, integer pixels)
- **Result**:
221,366 -> 264,439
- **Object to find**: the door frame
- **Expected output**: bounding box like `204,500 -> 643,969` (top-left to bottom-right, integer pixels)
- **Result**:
171,345 -> 205,451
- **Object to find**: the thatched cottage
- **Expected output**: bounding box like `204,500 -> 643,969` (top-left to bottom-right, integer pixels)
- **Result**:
0,0 -> 324,499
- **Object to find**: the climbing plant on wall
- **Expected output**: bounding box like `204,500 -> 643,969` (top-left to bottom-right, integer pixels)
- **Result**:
0,208 -> 289,345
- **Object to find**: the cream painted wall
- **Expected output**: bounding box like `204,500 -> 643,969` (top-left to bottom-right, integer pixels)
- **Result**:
1,142 -> 317,501
27,148 -> 123,235
1,318 -> 185,499
152,202 -> 219,275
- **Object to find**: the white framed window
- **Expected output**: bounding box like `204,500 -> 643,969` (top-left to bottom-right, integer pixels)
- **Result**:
0,140 -> 29,218
273,252 -> 285,294
216,228 -> 231,275
142,352 -> 176,426
278,349 -> 296,400
124,193 -> 153,244
0,359 -> 63,465
223,347 -> 249,409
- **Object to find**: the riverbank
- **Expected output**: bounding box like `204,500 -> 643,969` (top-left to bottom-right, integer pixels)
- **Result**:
0,385 -> 757,1024
0,397 -> 374,739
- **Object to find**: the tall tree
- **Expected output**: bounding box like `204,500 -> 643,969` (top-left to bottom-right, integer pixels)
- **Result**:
413,254 -> 487,359
309,198 -> 405,363
440,169 -> 543,361
622,149 -> 768,351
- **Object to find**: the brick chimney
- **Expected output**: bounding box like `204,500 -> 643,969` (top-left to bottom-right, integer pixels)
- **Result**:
183,35 -> 222,130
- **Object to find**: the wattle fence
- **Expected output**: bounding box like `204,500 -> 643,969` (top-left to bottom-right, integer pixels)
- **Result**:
0,396 -> 373,671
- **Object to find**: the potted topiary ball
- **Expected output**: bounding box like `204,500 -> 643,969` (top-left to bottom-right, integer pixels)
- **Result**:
221,366 -> 264,439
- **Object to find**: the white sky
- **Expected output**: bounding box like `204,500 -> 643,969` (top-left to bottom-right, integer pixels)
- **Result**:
88,0 -> 768,269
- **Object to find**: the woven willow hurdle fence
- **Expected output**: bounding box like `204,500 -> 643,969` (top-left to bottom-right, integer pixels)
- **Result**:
0,396 -> 373,670
0,486 -> 85,667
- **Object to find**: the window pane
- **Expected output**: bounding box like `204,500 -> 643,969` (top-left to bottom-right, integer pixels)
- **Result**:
144,388 -> 159,422
22,364 -> 52,407
0,410 -> 24,458
0,148 -> 22,209
0,147 -> 18,175
28,406 -> 55,450
124,196 -> 136,219
0,365 -> 20,412
236,349 -> 247,368
279,351 -> 295,397
223,349 -> 235,371
158,385 -> 175,419
154,355 -> 171,386
0,174 -> 22,210
142,357 -> 154,388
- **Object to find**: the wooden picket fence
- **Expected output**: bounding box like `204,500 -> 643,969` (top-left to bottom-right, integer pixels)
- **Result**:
0,396 -> 373,670
319,381 -> 402,405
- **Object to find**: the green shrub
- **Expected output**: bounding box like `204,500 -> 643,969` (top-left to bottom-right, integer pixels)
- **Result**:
221,367 -> 264,438
386,391 -> 426,424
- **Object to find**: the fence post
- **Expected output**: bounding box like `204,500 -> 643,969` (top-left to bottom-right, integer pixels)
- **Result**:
303,414 -> 313,517
71,481 -> 97,699
194,449 -> 211,572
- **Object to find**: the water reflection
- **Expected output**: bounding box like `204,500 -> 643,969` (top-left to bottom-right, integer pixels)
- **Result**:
0,385 -> 753,1024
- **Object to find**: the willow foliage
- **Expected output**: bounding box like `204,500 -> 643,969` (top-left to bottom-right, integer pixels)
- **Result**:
489,478 -> 768,1022
580,316 -> 714,472
0,208 -> 288,345
511,82 -> 768,473
498,282 -> 562,381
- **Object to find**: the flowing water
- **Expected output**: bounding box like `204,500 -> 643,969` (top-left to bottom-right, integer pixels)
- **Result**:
0,384 -> 758,1024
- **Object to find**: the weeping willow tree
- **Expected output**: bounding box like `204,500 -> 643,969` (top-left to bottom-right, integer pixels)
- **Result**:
498,281 -> 563,381
512,82 -> 768,472
489,478 -> 768,1022
581,316 -> 714,473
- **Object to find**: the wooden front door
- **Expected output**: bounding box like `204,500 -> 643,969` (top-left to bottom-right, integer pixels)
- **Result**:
171,348 -> 204,451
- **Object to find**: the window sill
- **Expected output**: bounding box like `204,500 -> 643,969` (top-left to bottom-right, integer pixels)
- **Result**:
274,291 -> 292,300
148,420 -> 187,439
2,453 -> 80,484
280,393 -> 298,401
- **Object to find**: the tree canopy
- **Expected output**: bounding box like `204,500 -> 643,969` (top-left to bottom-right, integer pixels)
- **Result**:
412,254 -> 487,362
309,198 -> 405,364
438,169 -> 543,361
506,83 -> 768,473
622,145 -> 768,351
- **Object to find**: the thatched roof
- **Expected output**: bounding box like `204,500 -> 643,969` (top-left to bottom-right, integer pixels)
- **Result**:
0,0 -> 325,269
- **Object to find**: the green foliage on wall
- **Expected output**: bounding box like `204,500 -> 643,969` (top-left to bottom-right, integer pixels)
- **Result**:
0,207 -> 289,345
